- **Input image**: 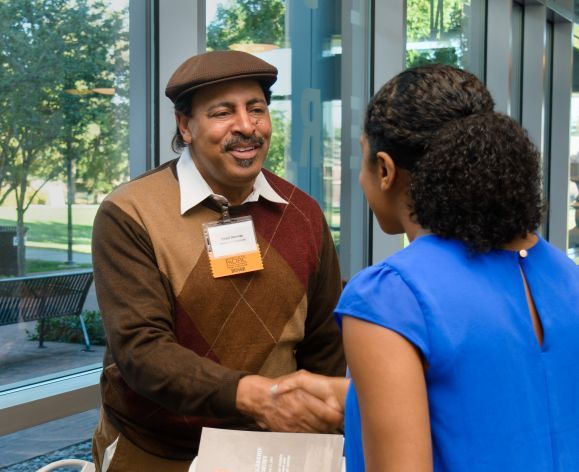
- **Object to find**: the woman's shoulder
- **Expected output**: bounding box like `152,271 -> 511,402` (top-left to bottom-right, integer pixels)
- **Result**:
336,250 -> 431,358
341,236 -> 458,295
338,259 -> 419,319
343,258 -> 399,291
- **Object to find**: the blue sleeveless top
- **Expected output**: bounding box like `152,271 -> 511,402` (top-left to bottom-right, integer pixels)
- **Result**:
335,235 -> 579,471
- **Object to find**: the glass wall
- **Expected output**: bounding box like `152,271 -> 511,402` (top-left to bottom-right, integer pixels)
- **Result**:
543,20 -> 554,221
511,2 -> 523,123
0,0 -> 129,389
405,0 -> 485,77
206,0 -> 343,247
568,23 -> 579,263
0,0 -> 129,464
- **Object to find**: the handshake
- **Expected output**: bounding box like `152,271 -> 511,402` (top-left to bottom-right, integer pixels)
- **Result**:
236,370 -> 350,434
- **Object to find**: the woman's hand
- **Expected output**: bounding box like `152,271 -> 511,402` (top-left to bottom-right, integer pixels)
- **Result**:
272,370 -> 349,413
236,372 -> 345,433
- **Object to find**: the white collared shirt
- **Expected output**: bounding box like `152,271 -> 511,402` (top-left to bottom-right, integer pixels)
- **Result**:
176,147 -> 288,215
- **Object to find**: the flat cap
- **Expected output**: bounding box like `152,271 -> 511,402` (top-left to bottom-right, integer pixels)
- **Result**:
165,50 -> 278,103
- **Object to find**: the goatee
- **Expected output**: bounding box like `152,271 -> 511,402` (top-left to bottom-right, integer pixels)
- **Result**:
234,157 -> 255,168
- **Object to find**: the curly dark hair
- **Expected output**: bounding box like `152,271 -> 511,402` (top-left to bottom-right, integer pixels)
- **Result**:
364,64 -> 545,252
171,82 -> 273,153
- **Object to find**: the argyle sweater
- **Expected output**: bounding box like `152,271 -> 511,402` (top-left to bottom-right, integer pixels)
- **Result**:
92,160 -> 345,459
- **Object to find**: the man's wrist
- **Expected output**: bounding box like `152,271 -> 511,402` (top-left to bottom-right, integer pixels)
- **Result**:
236,375 -> 268,418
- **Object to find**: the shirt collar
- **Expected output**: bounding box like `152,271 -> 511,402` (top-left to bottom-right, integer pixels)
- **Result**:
177,147 -> 287,215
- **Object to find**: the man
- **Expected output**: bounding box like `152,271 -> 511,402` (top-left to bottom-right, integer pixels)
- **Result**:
91,50 -> 346,471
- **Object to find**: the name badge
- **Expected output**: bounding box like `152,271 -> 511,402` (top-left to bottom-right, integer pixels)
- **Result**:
202,216 -> 264,278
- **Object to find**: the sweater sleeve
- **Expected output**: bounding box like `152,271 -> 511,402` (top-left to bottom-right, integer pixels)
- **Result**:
93,199 -> 246,418
295,215 -> 346,376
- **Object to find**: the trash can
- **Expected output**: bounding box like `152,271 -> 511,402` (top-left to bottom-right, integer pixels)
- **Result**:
0,226 -> 27,276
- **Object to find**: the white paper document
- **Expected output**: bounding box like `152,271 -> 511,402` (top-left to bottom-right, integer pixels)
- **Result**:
195,428 -> 345,472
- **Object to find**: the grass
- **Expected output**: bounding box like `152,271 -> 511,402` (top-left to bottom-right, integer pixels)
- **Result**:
0,205 -> 98,254
25,259 -> 92,274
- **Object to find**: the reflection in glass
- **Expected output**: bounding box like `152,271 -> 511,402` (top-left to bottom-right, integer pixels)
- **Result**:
406,0 -> 482,73
206,0 -> 342,247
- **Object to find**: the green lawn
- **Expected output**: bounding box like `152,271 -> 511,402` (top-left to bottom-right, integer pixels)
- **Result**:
0,205 -> 99,254
25,259 -> 92,273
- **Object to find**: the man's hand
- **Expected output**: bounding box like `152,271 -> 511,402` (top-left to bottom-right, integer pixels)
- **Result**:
273,370 -> 349,412
236,371 -> 345,433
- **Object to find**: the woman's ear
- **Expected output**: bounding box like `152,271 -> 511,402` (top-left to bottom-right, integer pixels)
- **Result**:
176,113 -> 192,144
376,151 -> 397,191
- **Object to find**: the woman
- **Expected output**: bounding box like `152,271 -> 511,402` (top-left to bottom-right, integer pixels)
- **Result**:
278,64 -> 579,471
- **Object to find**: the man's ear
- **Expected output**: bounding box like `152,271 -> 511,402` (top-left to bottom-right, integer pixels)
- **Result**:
376,151 -> 397,191
176,113 -> 192,144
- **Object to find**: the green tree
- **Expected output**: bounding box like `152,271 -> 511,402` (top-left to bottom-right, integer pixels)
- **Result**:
59,1 -> 129,204
207,0 -> 286,51
264,109 -> 288,177
0,0 -> 128,274
76,115 -> 129,202
406,0 -> 465,69
0,112 -> 17,206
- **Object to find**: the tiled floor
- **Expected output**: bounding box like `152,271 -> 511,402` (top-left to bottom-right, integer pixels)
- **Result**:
0,410 -> 98,469
1,439 -> 93,471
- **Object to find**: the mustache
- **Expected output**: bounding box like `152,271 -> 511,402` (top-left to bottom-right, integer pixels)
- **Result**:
223,134 -> 264,152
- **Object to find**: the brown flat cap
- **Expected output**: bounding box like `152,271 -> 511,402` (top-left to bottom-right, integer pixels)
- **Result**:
165,50 -> 278,103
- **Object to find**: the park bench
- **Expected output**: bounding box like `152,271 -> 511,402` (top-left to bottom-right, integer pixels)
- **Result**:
0,269 -> 94,351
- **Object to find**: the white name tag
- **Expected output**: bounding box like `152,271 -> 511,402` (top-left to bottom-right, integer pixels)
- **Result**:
205,219 -> 257,258
202,216 -> 264,278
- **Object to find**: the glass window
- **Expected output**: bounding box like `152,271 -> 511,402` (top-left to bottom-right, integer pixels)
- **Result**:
406,0 -> 485,76
511,2 -> 523,123
206,0 -> 343,248
568,23 -> 579,263
543,20 -> 554,221
402,0 -> 484,250
0,0 -> 129,392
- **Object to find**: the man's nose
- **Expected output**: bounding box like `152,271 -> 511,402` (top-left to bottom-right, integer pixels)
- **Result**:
232,110 -> 256,136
